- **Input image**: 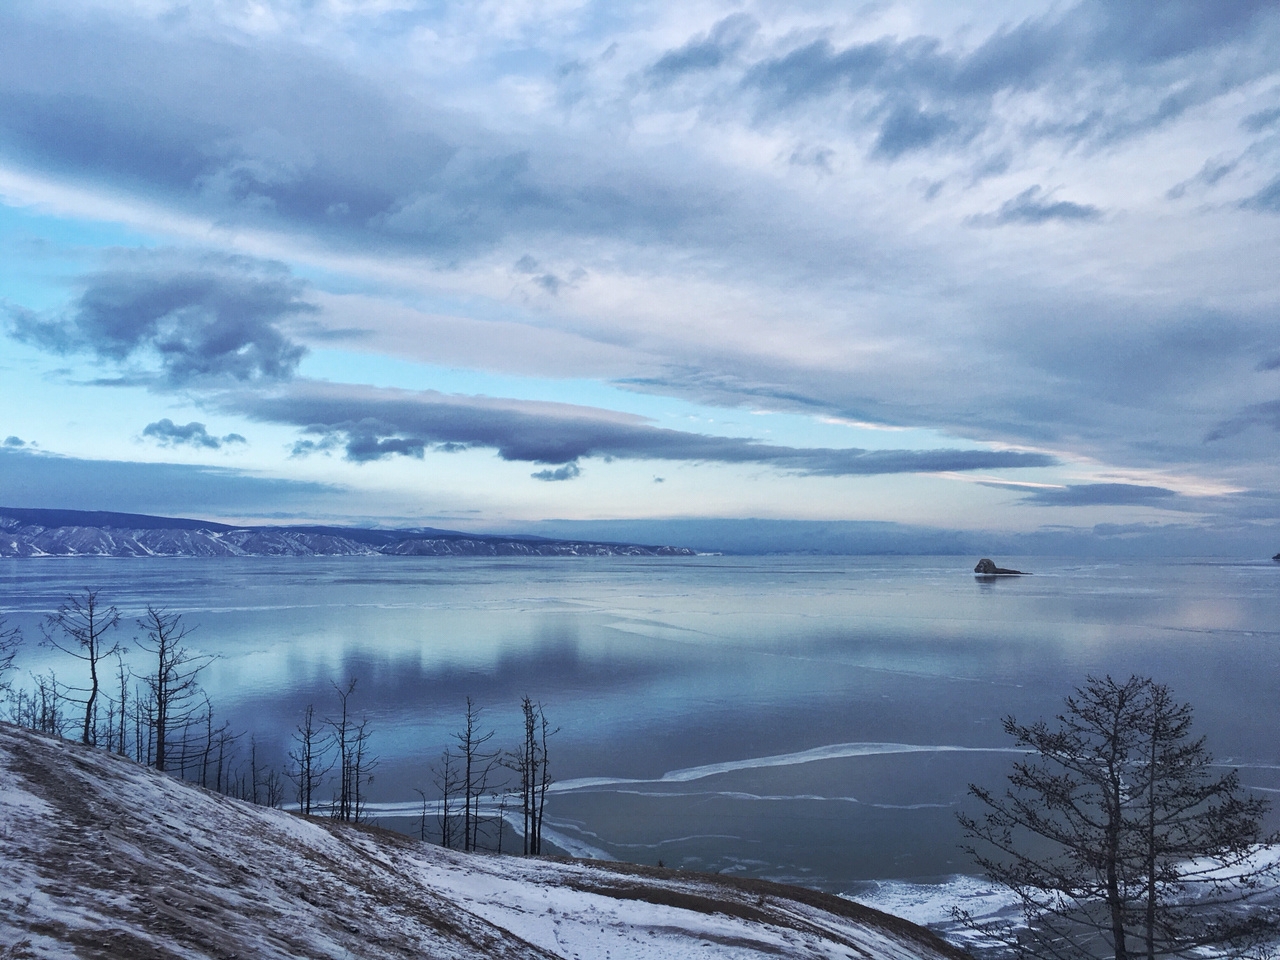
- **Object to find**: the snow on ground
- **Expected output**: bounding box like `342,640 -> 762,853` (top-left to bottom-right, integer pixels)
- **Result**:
0,722 -> 968,959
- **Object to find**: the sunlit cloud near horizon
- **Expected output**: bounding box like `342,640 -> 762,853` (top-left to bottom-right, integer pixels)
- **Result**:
1,0 -> 1279,552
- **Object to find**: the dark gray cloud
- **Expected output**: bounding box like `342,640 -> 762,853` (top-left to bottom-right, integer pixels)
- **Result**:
142,419 -> 246,450
969,185 -> 1102,225
1242,177 -> 1280,213
1242,106 -> 1280,132
234,381 -> 1055,475
1018,483 -> 1178,506
1205,400 -> 1280,441
647,14 -> 757,85
873,102 -> 958,159
1166,158 -> 1240,199
6,249 -> 310,384
3,436 -> 26,447
735,0 -> 1279,159
0,10 -> 715,262
513,254 -> 585,295
531,463 -> 582,482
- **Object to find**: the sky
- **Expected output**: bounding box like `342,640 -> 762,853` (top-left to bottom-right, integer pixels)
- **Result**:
1,0 -> 1278,551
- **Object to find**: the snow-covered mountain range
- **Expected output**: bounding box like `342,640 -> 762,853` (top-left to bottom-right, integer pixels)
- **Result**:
0,722 -> 966,960
0,508 -> 697,558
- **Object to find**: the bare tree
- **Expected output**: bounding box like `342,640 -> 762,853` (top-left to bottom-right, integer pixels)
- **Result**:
261,765 -> 287,809
134,606 -> 212,773
534,703 -> 556,855
415,788 -> 431,842
506,697 -> 558,855
0,618 -> 21,707
211,722 -> 241,794
325,679 -> 376,822
42,589 -> 122,744
959,675 -> 1280,960
287,703 -> 332,816
433,747 -> 461,848
454,697 -> 498,852
11,669 -> 64,734
350,717 -> 377,823
113,651 -> 129,756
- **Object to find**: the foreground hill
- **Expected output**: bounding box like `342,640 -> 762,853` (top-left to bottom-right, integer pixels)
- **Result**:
0,508 -> 696,558
0,723 -> 967,960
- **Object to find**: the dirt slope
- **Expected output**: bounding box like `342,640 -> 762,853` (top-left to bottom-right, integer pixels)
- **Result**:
0,723 -> 968,960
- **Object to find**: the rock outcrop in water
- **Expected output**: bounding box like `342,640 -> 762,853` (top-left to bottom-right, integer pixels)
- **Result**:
0,508 -> 697,559
974,558 -> 1029,575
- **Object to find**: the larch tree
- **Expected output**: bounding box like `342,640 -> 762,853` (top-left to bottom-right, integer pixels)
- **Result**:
287,703 -> 332,816
433,747 -> 461,848
135,606 -> 212,772
326,679 -> 376,822
0,617 -> 21,705
454,697 -> 497,852
506,697 -> 558,855
958,675 -> 1279,960
42,589 -> 122,744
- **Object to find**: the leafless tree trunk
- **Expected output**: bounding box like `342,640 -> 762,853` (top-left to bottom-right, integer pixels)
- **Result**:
0,618 -> 21,708
135,607 -> 212,773
534,706 -> 556,855
114,652 -> 129,756
455,697 -> 497,852
325,679 -> 375,822
327,679 -> 355,820
287,703 -> 332,816
250,737 -> 262,805
433,747 -> 460,848
415,788 -> 431,841
507,698 -> 557,855
42,589 -> 122,744
351,717 -> 377,823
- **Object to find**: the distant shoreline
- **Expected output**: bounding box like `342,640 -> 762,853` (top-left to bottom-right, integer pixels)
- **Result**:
0,507 -> 696,559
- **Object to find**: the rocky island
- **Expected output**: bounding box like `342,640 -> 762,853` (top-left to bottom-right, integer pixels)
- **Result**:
974,558 -> 1029,576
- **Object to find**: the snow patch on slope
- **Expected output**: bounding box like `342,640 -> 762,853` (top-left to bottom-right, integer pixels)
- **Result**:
0,722 -> 967,960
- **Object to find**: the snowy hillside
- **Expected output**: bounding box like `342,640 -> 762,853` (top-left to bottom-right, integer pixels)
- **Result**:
0,723 -> 968,960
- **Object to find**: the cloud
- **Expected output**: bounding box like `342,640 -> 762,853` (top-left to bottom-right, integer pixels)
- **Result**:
512,254 -> 585,296
646,14 -> 757,85
0,10 -> 714,262
873,102 -> 958,159
1242,177 -> 1280,213
1,1 -> 1278,518
142,419 -> 247,450
1166,158 -> 1240,199
7,249 -> 311,384
970,186 -> 1102,226
231,380 -> 1056,476
1018,483 -> 1178,506
0,443 -> 341,516
1205,400 -> 1280,441
531,463 -> 581,482
345,431 -> 426,462
3,436 -> 25,447
738,0 -> 1279,159
1242,106 -> 1280,132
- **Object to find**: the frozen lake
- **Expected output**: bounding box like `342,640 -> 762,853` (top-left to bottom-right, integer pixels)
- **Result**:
3,554 -> 1279,900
